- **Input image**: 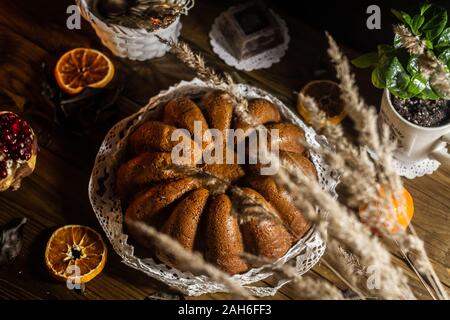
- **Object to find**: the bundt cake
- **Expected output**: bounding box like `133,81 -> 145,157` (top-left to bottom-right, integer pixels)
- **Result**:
118,90 -> 317,274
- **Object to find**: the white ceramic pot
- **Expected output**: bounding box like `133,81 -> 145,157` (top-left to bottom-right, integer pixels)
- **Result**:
379,89 -> 450,163
77,0 -> 183,61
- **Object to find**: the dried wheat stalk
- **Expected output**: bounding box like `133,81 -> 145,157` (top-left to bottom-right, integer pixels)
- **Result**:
393,24 -> 450,98
299,94 -> 379,208
326,32 -> 403,197
156,36 -> 228,87
275,162 -> 415,299
149,36 -> 447,299
300,95 -> 447,298
243,254 -> 345,300
326,32 -> 448,299
170,163 -> 304,236
162,38 -> 412,298
393,24 -> 426,55
299,34 -> 447,299
126,220 -> 253,299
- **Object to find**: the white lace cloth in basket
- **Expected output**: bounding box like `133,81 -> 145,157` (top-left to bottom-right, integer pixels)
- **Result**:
209,8 -> 290,71
89,79 -> 337,296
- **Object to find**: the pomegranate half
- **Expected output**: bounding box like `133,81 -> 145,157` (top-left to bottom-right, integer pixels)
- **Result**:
0,111 -> 37,191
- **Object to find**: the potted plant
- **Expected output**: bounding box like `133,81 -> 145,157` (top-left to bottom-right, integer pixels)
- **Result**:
352,2 -> 450,163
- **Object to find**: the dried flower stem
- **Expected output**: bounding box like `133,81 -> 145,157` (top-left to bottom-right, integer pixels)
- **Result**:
127,220 -> 253,299
326,32 -> 402,198
243,254 -> 344,300
320,258 -> 366,300
321,33 -> 446,299
393,24 -> 426,55
393,24 -> 450,98
324,240 -> 369,298
170,164 -> 304,236
155,34 -> 446,300
299,94 -> 379,208
276,163 -> 415,299
156,36 -> 228,86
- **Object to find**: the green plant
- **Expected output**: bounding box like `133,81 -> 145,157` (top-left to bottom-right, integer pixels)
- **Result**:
352,2 -> 450,100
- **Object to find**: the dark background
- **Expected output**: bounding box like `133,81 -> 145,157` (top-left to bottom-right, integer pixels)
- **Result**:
275,0 -> 450,52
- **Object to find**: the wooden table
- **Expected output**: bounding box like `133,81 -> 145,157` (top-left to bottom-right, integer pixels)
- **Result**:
0,0 -> 448,300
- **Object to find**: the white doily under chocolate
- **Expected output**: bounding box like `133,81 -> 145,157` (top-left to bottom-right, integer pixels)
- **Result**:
89,79 -> 337,296
209,8 -> 290,71
392,157 -> 441,179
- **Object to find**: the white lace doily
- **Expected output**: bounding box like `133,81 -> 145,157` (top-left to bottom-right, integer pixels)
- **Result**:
89,79 -> 337,296
392,156 -> 441,179
368,148 -> 441,179
209,8 -> 290,71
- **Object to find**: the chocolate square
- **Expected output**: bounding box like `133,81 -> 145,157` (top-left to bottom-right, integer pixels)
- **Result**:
217,1 -> 284,60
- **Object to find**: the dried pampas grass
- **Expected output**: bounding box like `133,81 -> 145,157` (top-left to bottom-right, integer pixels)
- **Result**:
393,24 -> 450,98
393,25 -> 426,55
127,220 -> 253,300
243,253 -> 344,300
300,33 -> 447,300
129,35 -> 449,300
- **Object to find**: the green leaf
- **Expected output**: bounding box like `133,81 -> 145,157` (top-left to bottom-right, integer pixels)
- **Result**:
419,83 -> 442,99
436,27 -> 450,48
406,74 -> 427,96
407,56 -> 419,74
439,48 -> 450,68
422,7 -> 448,41
392,9 -> 412,27
420,3 -> 432,16
411,15 -> 425,35
370,47 -> 396,89
351,52 -> 379,68
425,39 -> 434,50
372,67 -> 387,89
386,57 -> 411,98
378,44 -> 395,56
393,33 -> 403,49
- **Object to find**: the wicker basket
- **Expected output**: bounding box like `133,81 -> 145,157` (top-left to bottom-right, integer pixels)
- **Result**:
76,0 -> 192,61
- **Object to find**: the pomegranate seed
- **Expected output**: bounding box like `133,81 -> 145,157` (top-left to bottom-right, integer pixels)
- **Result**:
0,112 -> 34,165
0,162 -> 6,179
11,121 -> 20,133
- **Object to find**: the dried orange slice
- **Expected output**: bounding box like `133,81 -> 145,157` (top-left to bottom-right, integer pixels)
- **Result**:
297,80 -> 347,127
392,188 -> 414,231
45,225 -> 107,283
54,48 -> 115,95
360,187 -> 414,234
